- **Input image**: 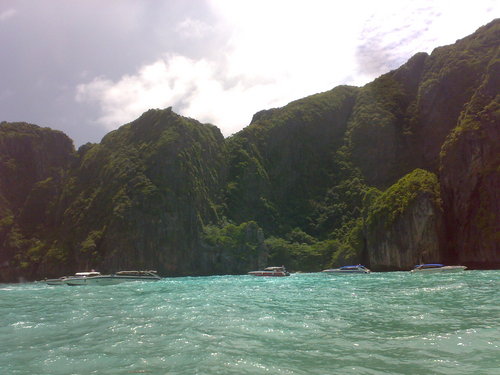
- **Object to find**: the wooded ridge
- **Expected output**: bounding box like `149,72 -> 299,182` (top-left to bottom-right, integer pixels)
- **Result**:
1,19 -> 498,281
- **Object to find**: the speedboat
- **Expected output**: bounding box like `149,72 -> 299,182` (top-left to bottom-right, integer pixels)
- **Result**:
322,265 -> 371,274
65,270 -> 161,285
410,264 -> 467,273
44,277 -> 69,285
248,266 -> 290,277
43,271 -> 102,285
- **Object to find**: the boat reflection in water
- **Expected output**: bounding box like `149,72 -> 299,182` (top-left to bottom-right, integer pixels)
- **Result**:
248,266 -> 290,277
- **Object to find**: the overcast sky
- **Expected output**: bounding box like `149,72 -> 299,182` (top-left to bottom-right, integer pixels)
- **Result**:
0,0 -> 498,146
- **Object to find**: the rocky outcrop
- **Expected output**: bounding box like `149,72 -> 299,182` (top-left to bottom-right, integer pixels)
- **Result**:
366,194 -> 443,270
365,169 -> 443,270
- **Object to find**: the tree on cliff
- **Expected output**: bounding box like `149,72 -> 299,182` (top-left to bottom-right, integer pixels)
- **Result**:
1,19 -> 498,281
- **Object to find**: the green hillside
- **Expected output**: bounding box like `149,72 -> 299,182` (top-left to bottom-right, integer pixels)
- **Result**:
1,19 -> 498,281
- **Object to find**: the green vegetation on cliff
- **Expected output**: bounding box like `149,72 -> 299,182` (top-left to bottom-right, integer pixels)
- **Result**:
1,20 -> 499,281
225,85 -> 359,235
201,221 -> 267,274
346,53 -> 427,188
439,43 -> 500,264
0,122 -> 75,280
366,169 -> 441,228
55,108 -> 228,276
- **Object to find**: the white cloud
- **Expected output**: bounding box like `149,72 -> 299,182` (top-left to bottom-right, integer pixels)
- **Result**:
355,0 -> 500,75
0,8 -> 17,22
76,0 -> 499,137
175,17 -> 213,39
77,56 -> 210,129
76,54 -> 288,136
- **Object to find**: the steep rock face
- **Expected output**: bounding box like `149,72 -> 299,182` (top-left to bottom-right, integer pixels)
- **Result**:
226,86 -> 359,233
0,122 -> 74,213
348,20 -> 499,188
439,54 -> 500,267
53,108 -> 229,277
366,195 -> 443,270
0,123 -> 75,282
1,21 -> 499,280
365,170 -> 443,270
416,20 -> 500,172
348,52 -> 428,188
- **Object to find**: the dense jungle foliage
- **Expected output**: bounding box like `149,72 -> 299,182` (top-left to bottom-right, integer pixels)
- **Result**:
0,19 -> 498,281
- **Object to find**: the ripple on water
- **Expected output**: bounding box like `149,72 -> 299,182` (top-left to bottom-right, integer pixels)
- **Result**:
0,271 -> 499,374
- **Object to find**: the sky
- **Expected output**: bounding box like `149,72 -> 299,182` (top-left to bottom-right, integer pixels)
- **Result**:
0,0 -> 498,147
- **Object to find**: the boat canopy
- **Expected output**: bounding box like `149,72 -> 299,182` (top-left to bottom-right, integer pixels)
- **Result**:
115,270 -> 158,276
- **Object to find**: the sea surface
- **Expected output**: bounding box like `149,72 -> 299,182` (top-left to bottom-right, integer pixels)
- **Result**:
0,271 -> 498,375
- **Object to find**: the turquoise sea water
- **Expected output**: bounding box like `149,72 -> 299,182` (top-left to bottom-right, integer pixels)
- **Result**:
1,271 -> 498,375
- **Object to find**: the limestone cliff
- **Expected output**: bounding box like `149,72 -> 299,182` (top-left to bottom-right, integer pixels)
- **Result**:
364,169 -> 443,270
0,122 -> 75,281
1,20 -> 499,281
439,53 -> 500,267
366,193 -> 443,270
0,122 -> 74,213
348,20 -> 500,189
225,85 -> 359,233
54,108 -> 231,277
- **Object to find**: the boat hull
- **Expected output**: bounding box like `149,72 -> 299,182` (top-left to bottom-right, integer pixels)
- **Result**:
322,265 -> 371,274
322,270 -> 370,274
45,278 -> 66,285
411,266 -> 467,273
65,275 -> 161,286
248,271 -> 290,277
248,266 -> 290,277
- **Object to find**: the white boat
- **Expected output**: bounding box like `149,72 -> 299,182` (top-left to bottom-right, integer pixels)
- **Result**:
322,265 -> 371,274
44,277 -> 68,285
248,266 -> 290,277
410,264 -> 467,273
44,271 -> 102,285
65,270 -> 161,285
